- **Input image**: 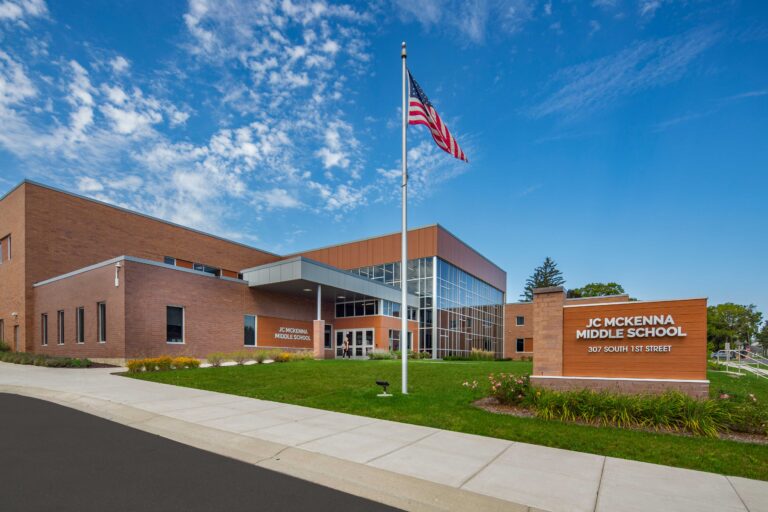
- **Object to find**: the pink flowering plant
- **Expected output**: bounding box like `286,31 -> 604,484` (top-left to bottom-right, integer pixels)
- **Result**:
487,373 -> 532,406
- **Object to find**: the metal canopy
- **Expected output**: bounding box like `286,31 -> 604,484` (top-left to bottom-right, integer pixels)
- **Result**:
241,257 -> 420,308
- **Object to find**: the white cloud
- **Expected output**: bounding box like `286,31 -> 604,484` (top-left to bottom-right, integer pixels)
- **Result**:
0,0 -> 46,24
530,26 -> 719,119
255,187 -> 302,209
109,56 -> 130,73
0,50 -> 36,104
77,176 -> 104,192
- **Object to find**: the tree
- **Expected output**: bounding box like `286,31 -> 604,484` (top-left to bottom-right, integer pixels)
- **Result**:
567,282 -> 626,299
706,303 -> 763,352
521,257 -> 565,301
757,321 -> 768,355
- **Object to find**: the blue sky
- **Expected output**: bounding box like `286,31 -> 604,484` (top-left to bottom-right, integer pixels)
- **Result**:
0,0 -> 766,312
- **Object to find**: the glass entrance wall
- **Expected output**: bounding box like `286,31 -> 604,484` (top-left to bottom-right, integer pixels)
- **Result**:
335,329 -> 375,358
348,257 -> 504,358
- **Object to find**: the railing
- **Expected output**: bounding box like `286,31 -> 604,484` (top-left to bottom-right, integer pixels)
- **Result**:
713,350 -> 768,379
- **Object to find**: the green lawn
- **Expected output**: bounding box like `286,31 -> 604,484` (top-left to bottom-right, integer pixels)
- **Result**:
126,360 -> 768,481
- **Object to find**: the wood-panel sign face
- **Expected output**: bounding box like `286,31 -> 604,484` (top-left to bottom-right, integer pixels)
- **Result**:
562,299 -> 707,380
257,316 -> 314,349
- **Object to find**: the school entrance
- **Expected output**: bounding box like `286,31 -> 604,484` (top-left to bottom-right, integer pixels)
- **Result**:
335,329 -> 374,358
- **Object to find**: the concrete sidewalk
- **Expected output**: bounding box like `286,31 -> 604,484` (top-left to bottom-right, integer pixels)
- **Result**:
0,362 -> 766,512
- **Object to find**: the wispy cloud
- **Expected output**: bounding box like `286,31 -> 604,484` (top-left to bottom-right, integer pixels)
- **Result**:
392,0 -> 537,44
529,26 -> 720,119
0,0 -> 47,26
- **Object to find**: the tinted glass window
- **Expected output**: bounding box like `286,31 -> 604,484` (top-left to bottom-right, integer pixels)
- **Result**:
244,315 -> 256,346
166,306 -> 184,343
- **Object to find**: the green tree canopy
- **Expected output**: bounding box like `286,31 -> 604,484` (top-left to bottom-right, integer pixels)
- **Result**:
567,282 -> 626,299
521,257 -> 565,301
757,321 -> 768,353
707,303 -> 763,352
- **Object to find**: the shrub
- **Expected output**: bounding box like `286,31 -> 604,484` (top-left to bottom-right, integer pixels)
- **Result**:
206,352 -> 226,367
291,350 -> 314,361
368,349 -> 395,360
0,350 -> 91,368
273,352 -> 292,363
253,350 -> 268,364
155,356 -> 173,371
0,340 -> 10,352
126,359 -> 144,373
230,350 -> 251,365
142,359 -> 157,372
172,357 -> 200,369
719,393 -> 768,435
488,373 -> 531,406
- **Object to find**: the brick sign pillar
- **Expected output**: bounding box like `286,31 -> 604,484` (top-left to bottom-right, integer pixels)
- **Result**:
532,286 -> 566,376
312,320 -> 325,359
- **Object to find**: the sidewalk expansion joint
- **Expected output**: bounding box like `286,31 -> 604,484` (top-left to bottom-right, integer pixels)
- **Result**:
726,476 -> 751,512
592,456 -> 608,512
363,428 -> 440,465
458,442 -> 515,489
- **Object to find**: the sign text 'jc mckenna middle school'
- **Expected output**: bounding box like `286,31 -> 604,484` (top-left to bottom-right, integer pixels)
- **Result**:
576,315 -> 687,340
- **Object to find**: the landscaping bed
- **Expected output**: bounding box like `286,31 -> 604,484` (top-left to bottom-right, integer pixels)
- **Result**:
125,359 -> 768,481
0,346 -> 94,368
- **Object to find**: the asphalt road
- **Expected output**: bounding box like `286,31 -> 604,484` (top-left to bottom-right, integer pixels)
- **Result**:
0,393 -> 401,512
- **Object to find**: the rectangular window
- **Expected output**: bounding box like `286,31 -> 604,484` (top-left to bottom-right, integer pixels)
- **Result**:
164,256 -> 176,265
166,306 -> 184,343
0,235 -> 9,263
516,316 -> 525,326
244,315 -> 256,346
57,310 -> 65,344
97,302 -> 106,343
0,319 -> 3,342
324,324 -> 332,349
516,338 -> 525,353
41,314 -> 48,346
76,307 -> 85,343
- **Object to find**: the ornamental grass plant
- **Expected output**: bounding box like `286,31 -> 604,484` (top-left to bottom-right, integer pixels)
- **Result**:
486,373 -> 767,438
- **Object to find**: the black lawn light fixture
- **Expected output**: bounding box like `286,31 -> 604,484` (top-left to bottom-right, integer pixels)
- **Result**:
376,380 -> 392,397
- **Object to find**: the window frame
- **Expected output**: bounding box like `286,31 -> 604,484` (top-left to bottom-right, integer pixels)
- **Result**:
243,314 -> 256,347
97,302 -> 107,343
0,318 -> 4,343
76,307 -> 85,344
516,338 -> 525,353
57,310 -> 65,345
516,315 -> 525,326
166,305 -> 185,344
41,313 -> 48,346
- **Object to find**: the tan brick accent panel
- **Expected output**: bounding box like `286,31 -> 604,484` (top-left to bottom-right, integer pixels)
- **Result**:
532,287 -> 565,376
531,376 -> 709,399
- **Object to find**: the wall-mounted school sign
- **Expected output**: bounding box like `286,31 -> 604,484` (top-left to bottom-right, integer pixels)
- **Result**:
531,287 -> 708,398
256,316 -> 314,349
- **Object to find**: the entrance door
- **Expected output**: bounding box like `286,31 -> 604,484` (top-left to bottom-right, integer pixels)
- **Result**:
335,329 -> 375,358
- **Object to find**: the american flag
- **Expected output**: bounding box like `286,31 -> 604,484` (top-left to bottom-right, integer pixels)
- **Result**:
407,70 -> 468,162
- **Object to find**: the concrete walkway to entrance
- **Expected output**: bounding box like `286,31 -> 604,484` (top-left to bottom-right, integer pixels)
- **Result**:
1,362 -> 766,512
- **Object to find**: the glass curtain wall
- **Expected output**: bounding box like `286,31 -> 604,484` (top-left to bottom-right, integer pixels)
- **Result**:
348,257 -> 504,358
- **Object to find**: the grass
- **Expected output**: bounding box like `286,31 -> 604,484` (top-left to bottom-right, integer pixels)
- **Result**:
126,359 -> 768,481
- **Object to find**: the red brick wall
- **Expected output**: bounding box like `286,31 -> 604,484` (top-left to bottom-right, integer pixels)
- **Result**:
33,263 -> 126,359
504,303 -> 533,359
3,181 -> 284,351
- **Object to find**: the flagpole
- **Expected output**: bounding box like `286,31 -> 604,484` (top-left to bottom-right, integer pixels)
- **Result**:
400,41 -> 408,395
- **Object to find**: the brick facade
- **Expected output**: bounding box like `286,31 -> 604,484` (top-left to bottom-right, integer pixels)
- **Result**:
503,303 -> 533,359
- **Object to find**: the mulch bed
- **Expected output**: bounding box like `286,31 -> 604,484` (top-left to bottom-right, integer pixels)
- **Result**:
472,397 -> 768,445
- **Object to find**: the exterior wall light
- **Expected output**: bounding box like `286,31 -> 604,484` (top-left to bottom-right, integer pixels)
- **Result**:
115,261 -> 121,287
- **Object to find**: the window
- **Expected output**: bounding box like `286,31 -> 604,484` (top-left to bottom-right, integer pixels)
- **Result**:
516,338 -> 525,353
193,263 -> 220,276
388,330 -> 413,352
164,256 -> 176,265
0,235 -> 10,262
57,310 -> 65,345
324,324 -> 332,349
244,315 -> 256,346
166,306 -> 184,343
97,302 -> 106,343
516,315 -> 525,326
76,307 -> 85,343
41,314 -> 48,346
0,319 -> 4,342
